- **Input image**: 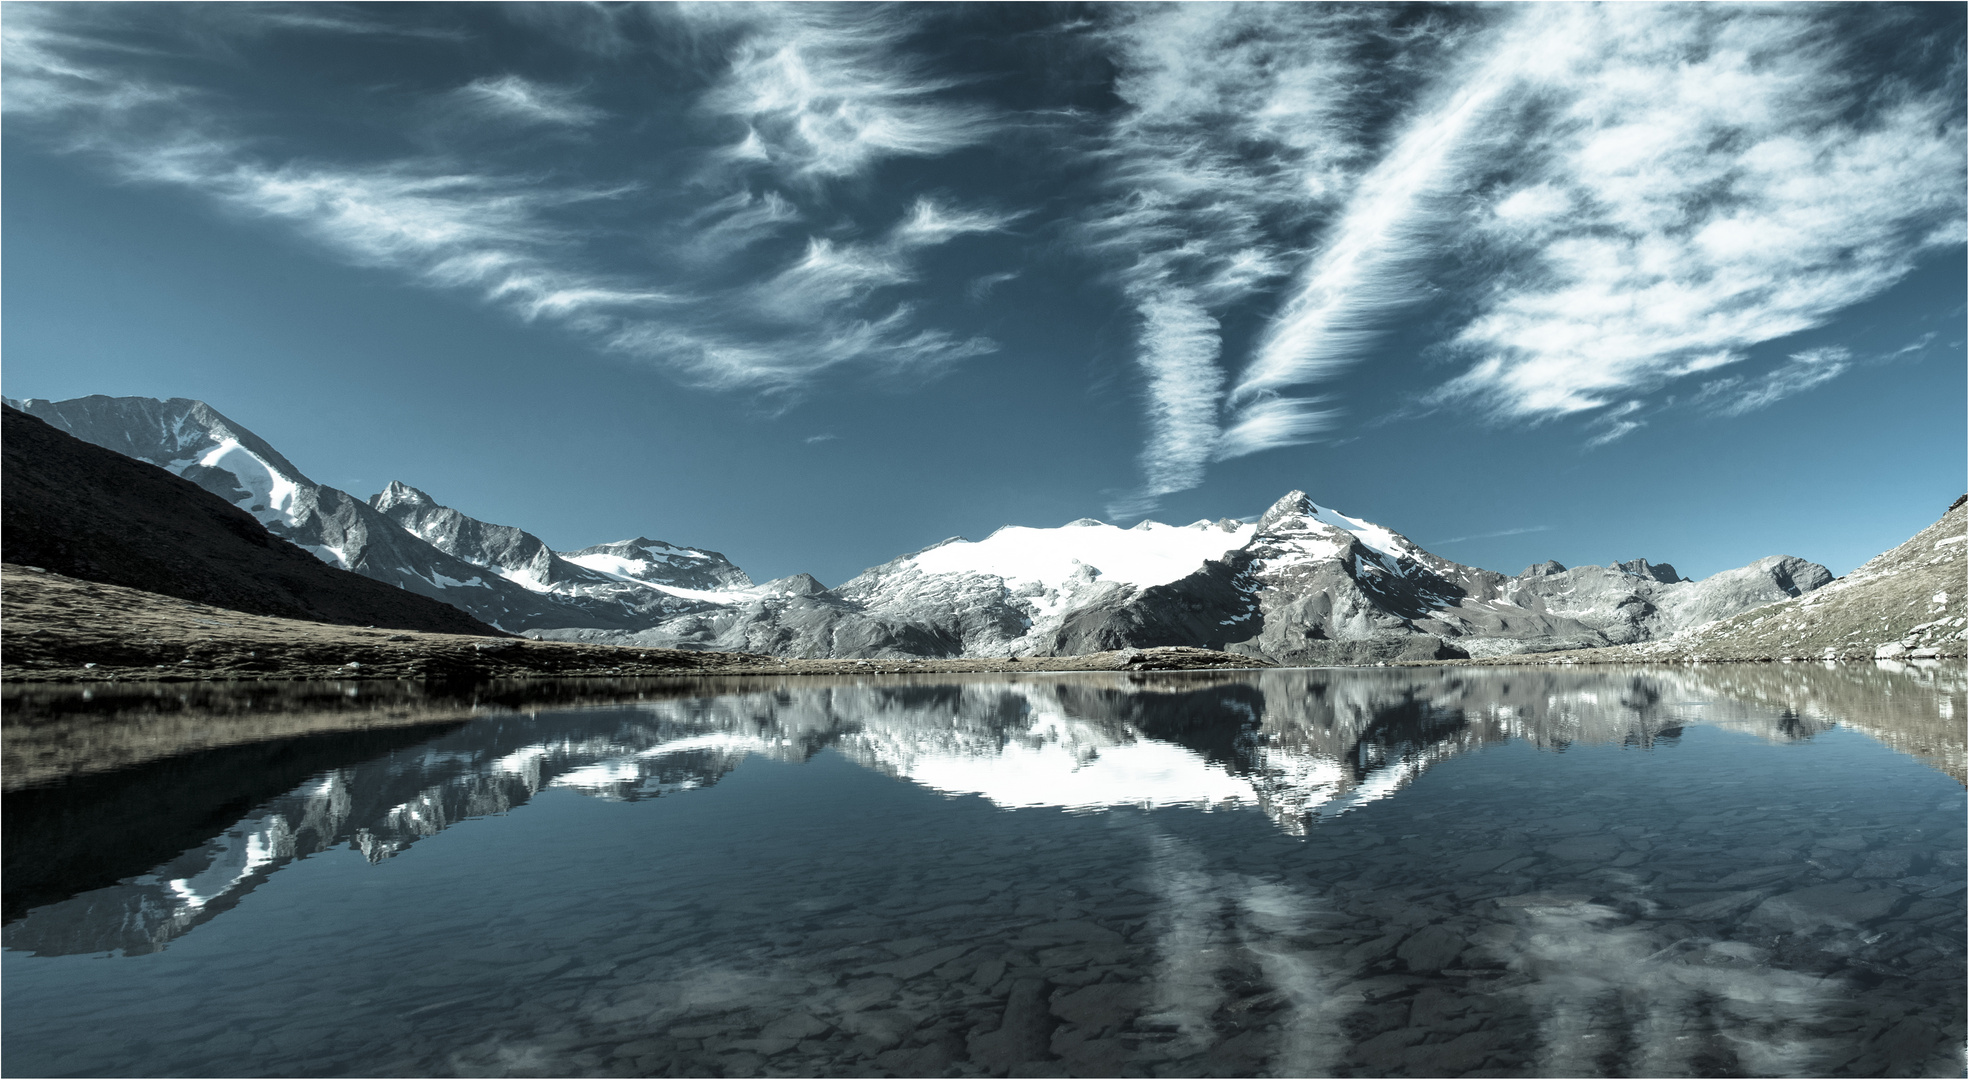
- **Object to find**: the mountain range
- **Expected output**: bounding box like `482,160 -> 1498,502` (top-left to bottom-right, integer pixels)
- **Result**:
11,394 -> 1840,662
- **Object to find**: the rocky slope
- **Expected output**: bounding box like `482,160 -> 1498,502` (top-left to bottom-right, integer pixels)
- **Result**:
369,481 -> 754,624
1507,498 -> 1966,664
0,407 -> 497,636
9,396 -> 747,633
541,492 -> 1834,663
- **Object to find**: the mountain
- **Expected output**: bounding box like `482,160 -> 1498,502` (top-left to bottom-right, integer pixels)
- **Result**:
368,481 -> 753,623
0,406 -> 497,636
7,396 -> 743,633
1587,497 -> 1967,663
15,393 -> 1839,662
540,491 -> 1833,662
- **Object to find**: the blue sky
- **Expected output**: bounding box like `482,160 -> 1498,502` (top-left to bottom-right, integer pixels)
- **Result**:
4,2 -> 1964,586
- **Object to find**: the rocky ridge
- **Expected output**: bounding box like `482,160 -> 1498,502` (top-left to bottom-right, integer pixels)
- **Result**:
539,491 -> 1835,664
368,481 -> 753,624
8,396 -> 749,633
1452,499 -> 1967,666
0,407 -> 497,637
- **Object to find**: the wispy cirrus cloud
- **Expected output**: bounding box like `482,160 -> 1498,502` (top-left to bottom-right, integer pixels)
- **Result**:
1090,4 -> 1425,516
1429,524 -> 1551,546
1431,6 -> 1966,423
452,75 -> 602,127
1696,347 -> 1853,419
1223,7 -> 1540,439
1098,4 -> 1962,513
2,2 -> 1007,397
688,4 -> 996,184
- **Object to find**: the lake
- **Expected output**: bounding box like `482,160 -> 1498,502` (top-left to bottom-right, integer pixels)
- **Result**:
3,662 -> 1963,1078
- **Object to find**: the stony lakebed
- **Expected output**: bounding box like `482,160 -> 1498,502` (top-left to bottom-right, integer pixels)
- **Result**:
3,662 -> 1963,1078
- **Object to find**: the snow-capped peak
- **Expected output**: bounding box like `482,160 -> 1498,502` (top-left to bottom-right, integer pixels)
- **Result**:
909,515 -> 1257,595
371,480 -> 437,512
1257,490 -> 1422,566
562,538 -> 754,591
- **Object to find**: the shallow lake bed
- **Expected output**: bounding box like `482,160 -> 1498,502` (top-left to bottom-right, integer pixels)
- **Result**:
4,663 -> 1963,1078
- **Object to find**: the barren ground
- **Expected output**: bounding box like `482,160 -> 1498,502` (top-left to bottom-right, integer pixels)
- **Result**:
0,564 -> 1266,683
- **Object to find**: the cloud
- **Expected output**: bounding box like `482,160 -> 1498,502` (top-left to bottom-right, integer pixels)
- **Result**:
681,190 -> 803,263
1228,7 -> 1540,409
803,433 -> 837,444
1697,347 -> 1852,418
891,197 -> 1017,248
453,75 -> 602,127
1429,6 -> 1966,422
1,3 -> 1005,398
1430,524 -> 1552,546
690,5 -> 996,183
1883,332 -> 1938,362
1584,400 -> 1648,447
1107,292 -> 1224,518
1099,3 -> 1963,506
965,271 -> 1017,303
1089,4 -> 1421,514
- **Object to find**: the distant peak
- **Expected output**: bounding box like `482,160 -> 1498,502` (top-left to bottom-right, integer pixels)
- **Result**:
1257,490 -> 1314,531
756,572 -> 829,597
1063,517 -> 1106,528
1519,559 -> 1568,578
1615,558 -> 1686,584
369,480 -> 439,513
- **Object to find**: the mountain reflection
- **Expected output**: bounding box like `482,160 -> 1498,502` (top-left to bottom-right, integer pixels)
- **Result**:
3,662 -> 1960,957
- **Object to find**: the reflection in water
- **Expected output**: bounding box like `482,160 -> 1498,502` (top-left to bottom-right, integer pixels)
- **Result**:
2,662 -> 1963,1077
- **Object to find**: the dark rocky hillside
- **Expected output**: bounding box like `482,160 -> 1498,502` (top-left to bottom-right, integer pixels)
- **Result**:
0,406 -> 499,636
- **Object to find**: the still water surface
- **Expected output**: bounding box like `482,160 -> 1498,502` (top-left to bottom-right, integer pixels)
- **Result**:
3,663 -> 1964,1078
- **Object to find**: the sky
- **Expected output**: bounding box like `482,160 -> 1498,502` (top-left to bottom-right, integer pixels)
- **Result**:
4,2 -> 1964,586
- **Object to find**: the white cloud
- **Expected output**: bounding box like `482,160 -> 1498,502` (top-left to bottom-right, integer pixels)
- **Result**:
1229,8 -> 1548,410
681,190 -> 803,263
891,197 -> 1016,248
965,271 -> 1017,303
1584,400 -> 1647,447
454,75 -> 602,127
1,4 -> 1004,398
1113,292 -> 1224,515
691,5 -> 995,183
1216,397 -> 1341,463
1090,4 -> 1410,514
1098,3 -> 1962,498
1429,524 -> 1551,546
1431,6 -> 1965,423
1698,347 -> 1852,418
